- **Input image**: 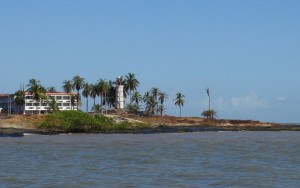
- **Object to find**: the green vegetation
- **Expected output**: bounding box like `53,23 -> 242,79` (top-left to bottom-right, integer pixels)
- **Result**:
174,92 -> 185,117
39,111 -> 151,133
201,109 -> 217,119
72,75 -> 85,111
26,79 -> 46,114
12,72 -> 188,117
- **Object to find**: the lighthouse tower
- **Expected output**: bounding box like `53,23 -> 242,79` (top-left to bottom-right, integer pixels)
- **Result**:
115,77 -> 124,109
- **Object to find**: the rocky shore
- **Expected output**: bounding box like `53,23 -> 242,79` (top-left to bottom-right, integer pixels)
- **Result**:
1,114 -> 299,136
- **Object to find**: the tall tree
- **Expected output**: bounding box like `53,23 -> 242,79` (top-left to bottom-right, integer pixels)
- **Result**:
14,90 -> 25,114
158,91 -> 168,116
26,79 -> 46,114
174,92 -> 185,117
102,81 -> 109,114
107,80 -> 116,108
158,91 -> 168,105
131,91 -> 142,106
72,75 -> 85,111
62,80 -> 72,94
62,80 -> 73,110
206,87 -> 211,111
90,84 -> 98,108
124,73 -> 139,104
96,79 -> 106,113
70,94 -> 76,110
150,87 -> 160,102
82,83 -> 92,113
150,87 -> 160,114
143,91 -> 156,115
157,105 -> 166,116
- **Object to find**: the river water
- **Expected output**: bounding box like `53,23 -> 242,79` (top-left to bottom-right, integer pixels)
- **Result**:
0,132 -> 299,187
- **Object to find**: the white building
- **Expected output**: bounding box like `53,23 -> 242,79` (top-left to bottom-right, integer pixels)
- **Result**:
0,92 -> 77,115
115,85 -> 124,109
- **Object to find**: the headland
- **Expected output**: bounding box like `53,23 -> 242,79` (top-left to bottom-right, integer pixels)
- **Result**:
1,112 -> 299,136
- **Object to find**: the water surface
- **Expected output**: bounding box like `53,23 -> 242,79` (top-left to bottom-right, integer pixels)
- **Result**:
0,132 -> 299,187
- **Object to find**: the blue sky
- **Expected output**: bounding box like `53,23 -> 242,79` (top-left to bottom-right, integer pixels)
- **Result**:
0,0 -> 299,123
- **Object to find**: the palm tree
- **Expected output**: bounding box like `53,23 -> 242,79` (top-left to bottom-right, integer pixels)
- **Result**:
143,91 -> 151,104
124,73 -> 139,104
72,75 -> 85,111
92,104 -> 102,114
70,94 -> 76,110
47,87 -> 56,92
102,81 -> 109,114
151,87 -> 160,101
131,91 -> 142,106
107,80 -> 116,108
96,79 -> 106,113
82,83 -> 92,113
90,84 -> 98,108
150,87 -> 160,114
48,98 -> 59,113
62,80 -> 73,109
157,91 -> 168,115
143,91 -> 156,115
174,92 -> 185,117
206,87 -> 211,111
62,80 -> 72,93
157,105 -> 166,116
146,96 -> 157,115
14,90 -> 25,114
26,79 -> 46,114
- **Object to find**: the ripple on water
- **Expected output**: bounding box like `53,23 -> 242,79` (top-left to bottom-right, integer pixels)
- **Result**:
0,132 -> 300,187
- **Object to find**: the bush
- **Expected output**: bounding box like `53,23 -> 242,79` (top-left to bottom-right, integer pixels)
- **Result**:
201,109 -> 217,119
40,111 -> 150,133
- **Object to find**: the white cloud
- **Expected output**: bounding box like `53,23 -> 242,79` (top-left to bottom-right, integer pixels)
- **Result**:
215,91 -> 269,110
215,96 -> 229,110
231,91 -> 269,109
277,96 -> 286,101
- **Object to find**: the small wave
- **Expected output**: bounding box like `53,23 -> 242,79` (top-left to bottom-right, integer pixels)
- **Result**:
23,133 -> 36,136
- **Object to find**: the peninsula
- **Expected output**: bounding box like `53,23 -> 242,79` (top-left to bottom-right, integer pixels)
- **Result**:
1,111 -> 299,136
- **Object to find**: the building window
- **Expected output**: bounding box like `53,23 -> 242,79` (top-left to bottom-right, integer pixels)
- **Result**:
25,96 -> 33,99
56,96 -> 62,100
63,103 -> 69,106
63,96 -> 69,100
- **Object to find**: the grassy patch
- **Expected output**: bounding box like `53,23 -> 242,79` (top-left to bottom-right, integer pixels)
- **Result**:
39,111 -> 151,133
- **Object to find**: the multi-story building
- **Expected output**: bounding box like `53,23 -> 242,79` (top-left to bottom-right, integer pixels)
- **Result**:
0,94 -> 15,114
0,92 -> 77,115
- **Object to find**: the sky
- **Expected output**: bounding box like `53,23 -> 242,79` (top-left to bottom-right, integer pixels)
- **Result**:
0,0 -> 299,123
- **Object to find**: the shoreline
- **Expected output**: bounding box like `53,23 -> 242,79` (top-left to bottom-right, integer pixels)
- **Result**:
1,124 -> 299,137
1,114 -> 299,137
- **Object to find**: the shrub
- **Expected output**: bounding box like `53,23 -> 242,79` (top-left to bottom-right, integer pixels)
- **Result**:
40,111 -> 150,133
201,109 -> 217,119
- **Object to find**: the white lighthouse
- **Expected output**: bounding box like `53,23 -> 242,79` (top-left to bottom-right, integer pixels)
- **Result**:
115,77 -> 125,109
